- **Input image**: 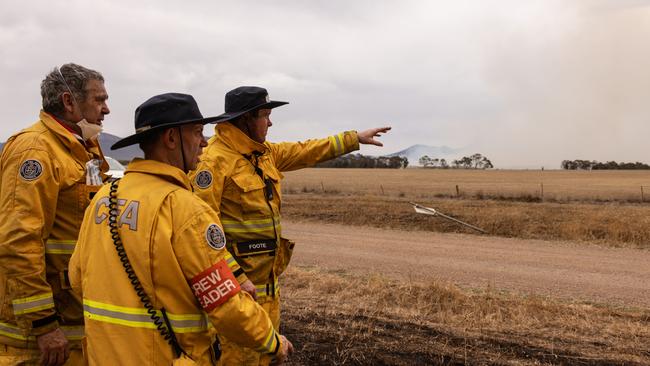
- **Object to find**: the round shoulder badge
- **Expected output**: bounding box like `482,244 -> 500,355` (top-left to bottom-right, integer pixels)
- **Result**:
195,170 -> 213,189
205,223 -> 226,250
19,159 -> 43,181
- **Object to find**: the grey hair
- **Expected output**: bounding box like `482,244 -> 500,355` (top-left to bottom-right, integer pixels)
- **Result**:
40,63 -> 104,115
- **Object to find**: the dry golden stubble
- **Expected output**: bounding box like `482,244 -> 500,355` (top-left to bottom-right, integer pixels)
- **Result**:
281,266 -> 650,366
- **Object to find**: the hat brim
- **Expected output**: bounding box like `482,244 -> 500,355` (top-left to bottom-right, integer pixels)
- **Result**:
111,116 -> 220,150
213,100 -> 288,124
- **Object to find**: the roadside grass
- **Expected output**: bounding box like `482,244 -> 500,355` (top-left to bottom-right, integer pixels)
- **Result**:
281,194 -> 650,248
281,266 -> 650,365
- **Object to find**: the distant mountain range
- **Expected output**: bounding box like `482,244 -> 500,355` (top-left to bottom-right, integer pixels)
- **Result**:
387,144 -> 463,166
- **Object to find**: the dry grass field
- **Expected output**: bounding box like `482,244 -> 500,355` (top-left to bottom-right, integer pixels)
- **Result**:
281,168 -> 650,248
281,267 -> 650,365
282,168 -> 650,202
275,168 -> 650,365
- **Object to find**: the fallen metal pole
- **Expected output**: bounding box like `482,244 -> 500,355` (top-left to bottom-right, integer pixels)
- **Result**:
409,202 -> 488,234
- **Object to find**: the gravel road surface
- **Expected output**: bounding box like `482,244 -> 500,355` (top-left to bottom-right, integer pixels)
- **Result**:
284,221 -> 650,307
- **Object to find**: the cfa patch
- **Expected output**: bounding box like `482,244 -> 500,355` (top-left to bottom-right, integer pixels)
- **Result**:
191,260 -> 241,311
195,170 -> 213,189
205,223 -> 226,250
19,159 -> 43,181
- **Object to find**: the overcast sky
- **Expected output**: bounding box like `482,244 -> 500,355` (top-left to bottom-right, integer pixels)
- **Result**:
1,0 -> 649,168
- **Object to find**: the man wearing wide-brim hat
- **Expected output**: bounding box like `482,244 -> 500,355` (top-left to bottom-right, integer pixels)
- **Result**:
190,86 -> 390,366
69,93 -> 293,365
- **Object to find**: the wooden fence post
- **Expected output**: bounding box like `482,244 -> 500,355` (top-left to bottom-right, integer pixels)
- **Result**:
455,185 -> 460,197
642,186 -> 645,202
321,181 -> 325,193
380,185 -> 385,195
541,183 -> 544,201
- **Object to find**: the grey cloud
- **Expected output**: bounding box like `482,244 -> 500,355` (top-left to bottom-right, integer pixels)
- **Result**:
0,0 -> 647,167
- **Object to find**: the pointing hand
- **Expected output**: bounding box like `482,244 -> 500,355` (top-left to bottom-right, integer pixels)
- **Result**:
358,126 -> 391,146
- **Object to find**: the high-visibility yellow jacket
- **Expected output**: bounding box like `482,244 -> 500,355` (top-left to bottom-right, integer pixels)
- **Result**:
190,122 -> 359,302
69,159 -> 281,365
0,111 -> 107,348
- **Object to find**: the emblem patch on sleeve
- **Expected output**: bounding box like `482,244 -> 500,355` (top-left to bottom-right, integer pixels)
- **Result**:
205,223 -> 226,250
19,159 -> 43,181
191,260 -> 241,311
195,170 -> 213,189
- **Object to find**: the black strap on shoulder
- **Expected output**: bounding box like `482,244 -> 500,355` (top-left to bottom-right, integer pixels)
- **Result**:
243,152 -> 274,201
108,179 -> 187,359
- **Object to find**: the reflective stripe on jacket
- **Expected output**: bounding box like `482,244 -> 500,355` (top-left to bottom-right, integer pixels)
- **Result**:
0,111 -> 107,347
190,122 -> 359,300
69,159 -> 280,365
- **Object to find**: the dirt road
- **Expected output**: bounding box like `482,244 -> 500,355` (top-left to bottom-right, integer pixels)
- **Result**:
284,221 -> 650,308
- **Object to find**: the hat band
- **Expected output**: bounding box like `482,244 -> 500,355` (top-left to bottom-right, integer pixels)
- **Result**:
135,125 -> 152,133
226,95 -> 271,114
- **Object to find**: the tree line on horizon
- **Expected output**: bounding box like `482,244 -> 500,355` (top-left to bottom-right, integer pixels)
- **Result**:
561,159 -> 650,170
316,153 -> 409,168
419,153 -> 494,169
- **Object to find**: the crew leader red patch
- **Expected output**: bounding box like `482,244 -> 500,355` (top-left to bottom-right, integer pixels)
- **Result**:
191,260 -> 241,311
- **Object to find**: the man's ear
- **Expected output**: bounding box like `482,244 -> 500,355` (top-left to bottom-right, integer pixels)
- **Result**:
62,92 -> 75,114
160,128 -> 179,150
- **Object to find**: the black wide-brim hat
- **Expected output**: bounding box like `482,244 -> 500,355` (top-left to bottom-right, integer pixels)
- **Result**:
112,92 -> 220,150
214,86 -> 288,123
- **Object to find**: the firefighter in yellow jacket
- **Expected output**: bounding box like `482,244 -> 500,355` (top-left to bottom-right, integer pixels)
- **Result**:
69,93 -> 293,365
0,63 -> 109,366
190,86 -> 390,365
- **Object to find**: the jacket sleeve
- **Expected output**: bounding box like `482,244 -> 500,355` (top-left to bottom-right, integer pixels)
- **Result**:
190,158 -> 223,218
68,199 -> 94,298
269,130 -> 359,172
0,146 -> 60,335
190,158 -> 250,286
173,202 -> 281,355
68,240 -> 81,297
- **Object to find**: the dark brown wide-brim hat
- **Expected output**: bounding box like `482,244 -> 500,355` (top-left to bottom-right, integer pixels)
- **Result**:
213,86 -> 288,123
112,92 -> 219,150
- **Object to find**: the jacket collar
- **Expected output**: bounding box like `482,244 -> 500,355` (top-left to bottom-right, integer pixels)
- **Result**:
215,122 -> 268,155
124,158 -> 192,190
40,111 -> 108,171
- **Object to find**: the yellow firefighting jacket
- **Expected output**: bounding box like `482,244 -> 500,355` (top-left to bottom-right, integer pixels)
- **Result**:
0,111 -> 107,348
190,122 -> 359,302
69,159 -> 281,365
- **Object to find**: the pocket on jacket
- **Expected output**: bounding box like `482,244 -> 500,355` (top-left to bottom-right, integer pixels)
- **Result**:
229,173 -> 267,215
275,237 -> 295,276
77,183 -> 101,210
74,182 -> 101,224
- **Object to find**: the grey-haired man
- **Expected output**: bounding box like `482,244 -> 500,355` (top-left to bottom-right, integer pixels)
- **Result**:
0,63 -> 109,365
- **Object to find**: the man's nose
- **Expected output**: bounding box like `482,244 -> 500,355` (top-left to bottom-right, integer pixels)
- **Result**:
103,103 -> 110,115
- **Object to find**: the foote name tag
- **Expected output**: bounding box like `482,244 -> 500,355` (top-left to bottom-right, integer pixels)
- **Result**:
191,260 -> 241,311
